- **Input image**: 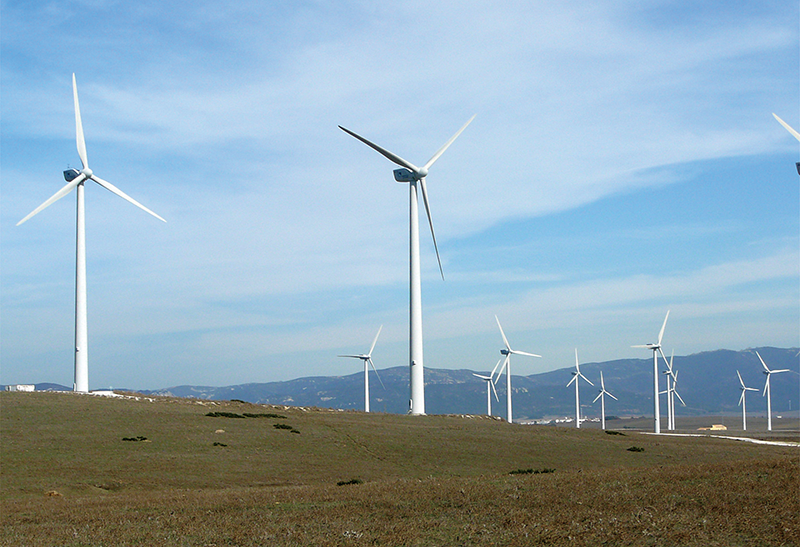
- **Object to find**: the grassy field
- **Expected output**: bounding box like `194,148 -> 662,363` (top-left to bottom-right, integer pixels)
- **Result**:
1,391 -> 798,546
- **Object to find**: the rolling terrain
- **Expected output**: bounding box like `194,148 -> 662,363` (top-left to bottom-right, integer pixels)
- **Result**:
1,390 -> 798,545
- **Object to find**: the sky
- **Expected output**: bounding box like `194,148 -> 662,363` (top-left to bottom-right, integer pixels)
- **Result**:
1,1 -> 798,390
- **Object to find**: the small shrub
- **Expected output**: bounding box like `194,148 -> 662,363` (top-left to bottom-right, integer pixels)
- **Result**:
605,430 -> 626,436
122,436 -> 148,442
509,468 -> 555,475
231,399 -> 247,404
337,478 -> 363,486
273,423 -> 293,430
243,412 -> 287,419
627,446 -> 645,452
290,429 -> 301,434
205,411 -> 245,418
213,442 -> 227,447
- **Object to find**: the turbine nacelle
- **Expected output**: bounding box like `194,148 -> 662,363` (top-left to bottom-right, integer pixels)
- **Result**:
393,168 -> 417,182
63,168 -> 81,182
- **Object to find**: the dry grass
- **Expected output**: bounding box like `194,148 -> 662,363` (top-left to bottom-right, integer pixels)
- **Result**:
1,391 -> 798,546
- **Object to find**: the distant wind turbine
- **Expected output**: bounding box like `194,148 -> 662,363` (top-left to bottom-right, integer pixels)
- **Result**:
338,325 -> 385,413
473,359 -> 502,416
736,370 -> 758,431
339,116 -> 475,415
756,351 -> 790,431
632,310 -> 670,434
16,74 -> 165,393
566,349 -> 594,428
660,350 -> 684,430
592,370 -> 617,430
494,315 -> 541,424
772,113 -> 800,175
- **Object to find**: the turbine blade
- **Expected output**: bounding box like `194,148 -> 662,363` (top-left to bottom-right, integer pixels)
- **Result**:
73,74 -> 88,169
736,370 -> 745,388
368,358 -> 385,390
755,351 -> 770,373
566,375 -> 577,387
607,392 -> 618,401
91,175 -> 166,222
593,392 -> 603,403
738,390 -> 745,406
368,324 -> 383,356
495,316 -> 511,351
489,358 -> 503,380
17,176 -> 84,226
494,356 -> 509,383
631,344 -> 649,348
422,114 -> 476,171
473,373 -> 491,380
511,349 -> 541,358
490,378 -> 499,401
763,375 -> 770,397
418,176 -> 444,279
674,390 -> 686,406
574,348 -> 579,371
579,373 -> 594,386
773,113 -> 800,142
657,310 -> 670,346
338,125 -> 419,172
772,369 -> 791,374
337,354 -> 363,359
600,370 -> 606,390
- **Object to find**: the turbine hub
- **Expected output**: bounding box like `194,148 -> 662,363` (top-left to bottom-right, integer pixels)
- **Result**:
416,167 -> 428,178
81,167 -> 93,178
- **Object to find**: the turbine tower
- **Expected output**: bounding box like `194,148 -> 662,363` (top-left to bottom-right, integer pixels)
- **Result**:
494,315 -> 541,423
473,359 -> 502,416
17,74 -> 165,393
757,351 -> 790,431
339,116 -> 475,415
566,349 -> 594,428
632,310 -> 670,433
772,113 -> 800,175
592,370 -> 617,430
736,370 -> 758,431
338,325 -> 385,413
661,350 -> 684,430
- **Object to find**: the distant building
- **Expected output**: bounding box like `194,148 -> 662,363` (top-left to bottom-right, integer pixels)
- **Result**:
697,424 -> 727,431
5,384 -> 34,392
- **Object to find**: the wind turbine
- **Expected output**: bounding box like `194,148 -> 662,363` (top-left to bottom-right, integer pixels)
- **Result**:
756,350 -> 790,431
668,368 -> 686,430
772,113 -> 800,175
494,315 -> 541,423
339,116 -> 475,415
338,325 -> 385,413
473,359 -> 501,416
592,371 -> 617,430
660,350 -> 683,430
16,74 -> 165,393
737,370 -> 758,431
566,349 -> 594,428
632,310 -> 670,433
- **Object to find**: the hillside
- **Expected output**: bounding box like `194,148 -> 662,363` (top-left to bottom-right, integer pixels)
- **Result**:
139,347 -> 799,419
1,391 -> 798,546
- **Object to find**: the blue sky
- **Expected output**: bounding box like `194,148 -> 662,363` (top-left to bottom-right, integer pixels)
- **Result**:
1,1 -> 798,390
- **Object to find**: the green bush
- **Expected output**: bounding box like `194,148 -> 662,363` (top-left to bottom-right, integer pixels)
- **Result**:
337,478 -> 363,486
122,436 -> 148,442
213,442 -> 227,447
243,412 -> 287,419
509,468 -> 555,475
205,412 -> 245,419
605,430 -> 626,436
627,446 -> 645,452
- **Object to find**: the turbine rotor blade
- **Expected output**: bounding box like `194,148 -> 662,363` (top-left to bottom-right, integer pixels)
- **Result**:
674,390 -> 686,406
579,373 -> 594,386
91,175 -> 166,222
738,390 -> 745,406
755,351 -> 770,373
511,349 -> 541,358
17,175 -> 85,226
593,392 -> 603,403
490,378 -> 499,402
338,125 -> 420,173
368,325 -> 383,356
567,375 -> 577,387
607,392 -> 618,401
418,176 -> 444,279
736,370 -> 745,388
657,310 -> 670,346
73,74 -> 88,170
495,316 -> 511,351
489,358 -> 503,380
773,113 -> 800,142
368,358 -> 385,390
494,356 -> 509,383
422,114 -> 476,171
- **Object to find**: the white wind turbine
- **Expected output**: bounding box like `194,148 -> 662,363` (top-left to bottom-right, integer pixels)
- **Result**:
660,350 -> 684,430
772,113 -> 800,175
592,370 -> 617,430
17,74 -> 166,393
339,116 -> 475,415
338,325 -> 385,413
632,310 -> 670,433
756,350 -> 790,431
494,315 -> 541,423
566,349 -> 594,428
473,359 -> 502,417
736,370 -> 758,431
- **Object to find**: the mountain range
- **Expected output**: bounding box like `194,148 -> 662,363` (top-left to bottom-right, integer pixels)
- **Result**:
27,346 -> 790,420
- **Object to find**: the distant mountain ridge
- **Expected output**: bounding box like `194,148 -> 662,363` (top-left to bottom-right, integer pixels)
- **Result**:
135,347 -> 799,420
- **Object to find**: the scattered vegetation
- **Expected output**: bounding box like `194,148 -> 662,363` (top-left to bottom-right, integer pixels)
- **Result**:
273,423 -> 300,434
205,411 -> 246,418
627,446 -> 645,452
337,478 -> 364,486
605,430 -> 625,436
121,436 -> 148,442
509,467 -> 555,475
213,442 -> 227,447
243,412 -> 287,419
